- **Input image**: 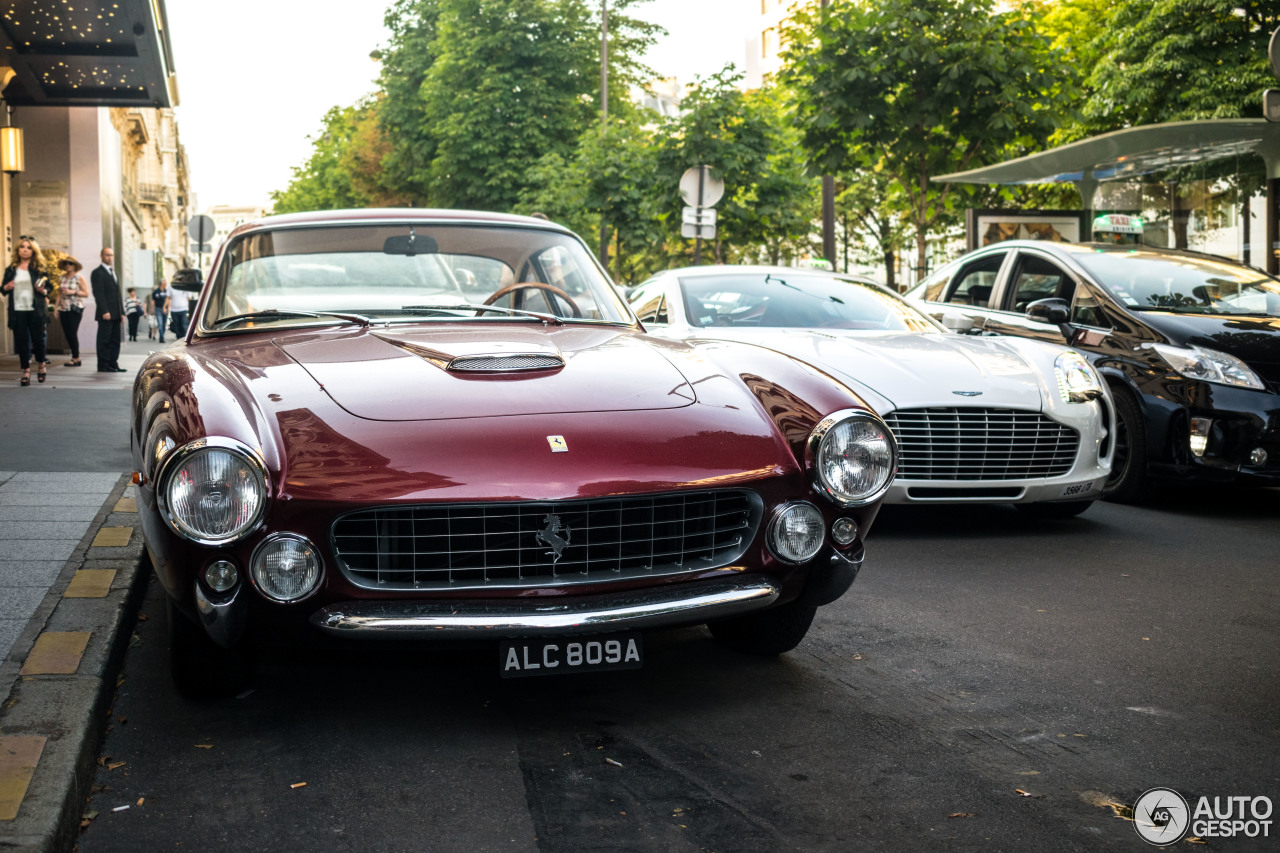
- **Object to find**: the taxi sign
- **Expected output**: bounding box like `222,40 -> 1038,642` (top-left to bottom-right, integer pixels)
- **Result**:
1092,214 -> 1144,235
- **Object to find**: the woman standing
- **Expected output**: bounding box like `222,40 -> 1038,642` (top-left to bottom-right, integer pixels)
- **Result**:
1,237 -> 52,386
55,255 -> 89,365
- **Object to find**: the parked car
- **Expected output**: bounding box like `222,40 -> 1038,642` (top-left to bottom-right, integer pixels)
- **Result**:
131,210 -> 897,696
628,265 -> 1113,516
903,239 -> 1280,501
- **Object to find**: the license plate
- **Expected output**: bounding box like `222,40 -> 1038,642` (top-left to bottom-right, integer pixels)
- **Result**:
500,633 -> 643,678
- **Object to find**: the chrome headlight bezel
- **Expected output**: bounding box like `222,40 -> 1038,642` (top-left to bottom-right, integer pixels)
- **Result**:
156,437 -> 269,547
1054,350 -> 1103,403
1151,343 -> 1265,390
766,502 -> 826,565
805,409 -> 898,507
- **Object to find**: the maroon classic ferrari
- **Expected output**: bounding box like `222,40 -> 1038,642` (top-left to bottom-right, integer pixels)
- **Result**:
131,209 -> 897,696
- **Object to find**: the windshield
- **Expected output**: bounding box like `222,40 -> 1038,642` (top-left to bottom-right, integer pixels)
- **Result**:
677,271 -> 942,333
201,222 -> 632,329
1073,249 -> 1280,316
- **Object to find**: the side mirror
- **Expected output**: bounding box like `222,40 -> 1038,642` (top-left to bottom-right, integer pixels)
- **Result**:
1025,297 -> 1070,325
171,268 -> 204,292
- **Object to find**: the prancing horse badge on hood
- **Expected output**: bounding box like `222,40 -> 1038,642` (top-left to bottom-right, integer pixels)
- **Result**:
547,435 -> 568,452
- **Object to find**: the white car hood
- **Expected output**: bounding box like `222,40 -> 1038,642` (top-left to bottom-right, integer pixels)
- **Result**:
700,329 -> 1048,412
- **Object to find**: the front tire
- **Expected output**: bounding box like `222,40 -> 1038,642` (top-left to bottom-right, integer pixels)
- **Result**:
1103,387 -> 1151,503
709,600 -> 817,656
167,597 -> 252,699
1016,500 -> 1093,519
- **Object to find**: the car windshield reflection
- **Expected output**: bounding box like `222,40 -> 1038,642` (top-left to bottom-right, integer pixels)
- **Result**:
1073,250 -> 1280,316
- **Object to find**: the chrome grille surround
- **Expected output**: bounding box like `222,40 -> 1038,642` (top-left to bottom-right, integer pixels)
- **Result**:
447,354 -> 564,372
884,407 -> 1080,481
330,490 -> 763,590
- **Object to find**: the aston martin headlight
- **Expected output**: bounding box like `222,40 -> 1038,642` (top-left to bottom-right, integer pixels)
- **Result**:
1151,343 -> 1264,390
161,440 -> 267,545
1054,351 -> 1102,402
767,503 -> 825,564
251,534 -> 321,602
807,410 -> 897,506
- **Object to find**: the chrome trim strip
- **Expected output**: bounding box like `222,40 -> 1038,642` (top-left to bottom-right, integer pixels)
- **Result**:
805,409 -> 898,507
194,580 -> 247,650
309,577 -> 780,638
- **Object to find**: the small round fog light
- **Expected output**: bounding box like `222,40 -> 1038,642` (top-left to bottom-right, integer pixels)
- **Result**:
1249,447 -> 1268,466
768,502 -> 825,564
203,560 -> 238,592
831,517 -> 859,546
251,533 -> 321,603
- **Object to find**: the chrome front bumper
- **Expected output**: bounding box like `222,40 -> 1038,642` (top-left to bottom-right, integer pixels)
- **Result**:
308,578 -> 781,639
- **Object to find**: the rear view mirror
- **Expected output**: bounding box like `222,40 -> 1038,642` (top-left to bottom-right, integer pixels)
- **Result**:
383,233 -> 439,256
171,268 -> 204,292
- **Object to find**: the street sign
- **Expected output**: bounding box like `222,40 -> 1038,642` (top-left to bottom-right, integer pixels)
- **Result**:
680,222 -> 716,240
189,243 -> 213,254
679,166 -> 724,208
681,206 -> 717,226
1270,26 -> 1280,80
1266,89 -> 1280,123
187,214 -> 215,245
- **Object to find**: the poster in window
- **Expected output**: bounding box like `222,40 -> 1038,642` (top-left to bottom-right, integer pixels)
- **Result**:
965,209 -> 1087,252
19,182 -> 71,253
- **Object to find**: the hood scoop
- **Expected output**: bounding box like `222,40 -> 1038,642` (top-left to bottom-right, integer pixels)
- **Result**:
375,333 -> 566,373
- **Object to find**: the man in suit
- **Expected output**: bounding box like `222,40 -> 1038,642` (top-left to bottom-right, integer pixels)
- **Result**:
91,247 -> 126,372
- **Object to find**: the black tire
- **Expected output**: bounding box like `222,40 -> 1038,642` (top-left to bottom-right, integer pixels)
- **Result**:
709,600 -> 817,656
1016,499 -> 1094,519
1103,387 -> 1151,503
167,597 -> 252,699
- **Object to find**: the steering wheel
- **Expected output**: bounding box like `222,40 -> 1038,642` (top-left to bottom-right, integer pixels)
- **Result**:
483,282 -> 582,318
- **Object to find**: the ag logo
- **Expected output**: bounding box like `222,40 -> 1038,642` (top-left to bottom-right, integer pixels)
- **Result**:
1133,787 -> 1190,845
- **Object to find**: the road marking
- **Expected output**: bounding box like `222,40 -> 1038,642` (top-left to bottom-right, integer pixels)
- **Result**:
65,569 -> 117,598
20,632 -> 91,675
91,527 -> 132,547
0,735 -> 47,820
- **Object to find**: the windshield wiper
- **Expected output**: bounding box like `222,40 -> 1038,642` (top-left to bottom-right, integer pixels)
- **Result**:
212,309 -> 372,328
399,304 -> 565,324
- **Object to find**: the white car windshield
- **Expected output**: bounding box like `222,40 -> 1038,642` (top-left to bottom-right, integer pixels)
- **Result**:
1073,249 -> 1280,317
202,223 -> 632,328
677,271 -> 942,332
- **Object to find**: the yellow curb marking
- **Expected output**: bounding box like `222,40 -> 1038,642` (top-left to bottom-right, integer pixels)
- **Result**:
113,497 -> 137,513
20,632 -> 91,676
91,527 -> 131,547
0,736 -> 47,820
65,569 -> 117,599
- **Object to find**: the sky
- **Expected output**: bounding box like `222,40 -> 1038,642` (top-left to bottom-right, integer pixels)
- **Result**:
164,0 -> 747,210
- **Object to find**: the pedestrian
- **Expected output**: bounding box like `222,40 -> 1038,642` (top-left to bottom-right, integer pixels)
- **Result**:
145,310 -> 157,340
167,282 -> 189,339
125,286 -> 144,341
55,255 -> 89,365
90,247 -> 126,373
150,278 -> 170,344
2,237 -> 53,385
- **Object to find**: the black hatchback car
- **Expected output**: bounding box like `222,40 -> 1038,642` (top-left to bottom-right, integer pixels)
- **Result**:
905,240 -> 1280,500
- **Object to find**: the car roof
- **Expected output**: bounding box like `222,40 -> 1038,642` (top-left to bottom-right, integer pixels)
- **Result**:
969,239 -> 1264,269
661,264 -> 880,282
225,208 -> 575,242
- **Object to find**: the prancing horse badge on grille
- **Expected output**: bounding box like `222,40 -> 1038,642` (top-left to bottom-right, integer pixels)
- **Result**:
536,514 -> 571,563
547,435 -> 568,452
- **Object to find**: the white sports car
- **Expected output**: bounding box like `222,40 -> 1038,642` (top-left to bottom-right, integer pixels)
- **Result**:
629,265 -> 1114,517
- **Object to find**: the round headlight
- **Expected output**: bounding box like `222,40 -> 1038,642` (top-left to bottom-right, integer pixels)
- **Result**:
251,534 -> 322,603
807,410 -> 897,506
160,440 -> 267,545
768,502 -> 825,564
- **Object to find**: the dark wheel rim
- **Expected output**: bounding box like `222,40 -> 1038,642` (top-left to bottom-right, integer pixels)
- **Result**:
1106,400 -> 1133,492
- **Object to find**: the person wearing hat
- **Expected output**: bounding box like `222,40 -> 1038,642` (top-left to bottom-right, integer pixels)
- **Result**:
55,254 -> 89,366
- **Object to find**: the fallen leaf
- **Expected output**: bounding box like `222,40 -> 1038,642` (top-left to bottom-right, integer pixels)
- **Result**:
96,756 -> 110,767
948,812 -> 978,819
1072,733 -> 1087,738
137,612 -> 149,621
852,654 -> 863,660
194,744 -> 213,749
1080,790 -> 1132,820
605,757 -> 624,768
117,716 -> 127,725
1186,837 -> 1206,844
291,782 -> 307,789
1120,574 -> 1130,577
106,762 -> 126,771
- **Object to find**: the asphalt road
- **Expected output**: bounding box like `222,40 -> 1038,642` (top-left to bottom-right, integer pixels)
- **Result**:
74,488 -> 1279,852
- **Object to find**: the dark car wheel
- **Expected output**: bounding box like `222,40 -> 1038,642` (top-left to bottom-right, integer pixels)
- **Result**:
709,599 -> 817,656
1103,387 -> 1151,504
1015,500 -> 1093,519
167,597 -> 253,699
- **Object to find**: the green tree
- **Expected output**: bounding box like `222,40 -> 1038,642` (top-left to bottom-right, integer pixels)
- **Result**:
270,104 -> 371,214
373,0 -> 443,205
782,0 -> 1077,277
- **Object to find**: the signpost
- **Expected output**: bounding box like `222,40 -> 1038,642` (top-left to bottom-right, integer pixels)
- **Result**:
679,166 -> 724,264
187,214 -> 215,272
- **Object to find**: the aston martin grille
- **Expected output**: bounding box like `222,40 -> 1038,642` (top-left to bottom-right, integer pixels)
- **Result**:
331,490 -> 761,590
884,407 -> 1079,480
447,354 -> 564,372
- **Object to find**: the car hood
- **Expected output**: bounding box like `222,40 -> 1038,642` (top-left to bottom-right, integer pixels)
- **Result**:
1139,312 -> 1280,371
279,325 -> 696,421
691,329 -> 1046,411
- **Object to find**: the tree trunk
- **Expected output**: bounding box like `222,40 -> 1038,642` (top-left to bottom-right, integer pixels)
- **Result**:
884,250 -> 895,291
915,228 -> 928,288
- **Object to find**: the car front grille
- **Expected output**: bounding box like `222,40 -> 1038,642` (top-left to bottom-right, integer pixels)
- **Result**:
331,490 -> 762,590
884,407 -> 1080,480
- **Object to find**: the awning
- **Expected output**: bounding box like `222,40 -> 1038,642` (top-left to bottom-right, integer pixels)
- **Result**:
935,119 -> 1280,186
0,0 -> 177,108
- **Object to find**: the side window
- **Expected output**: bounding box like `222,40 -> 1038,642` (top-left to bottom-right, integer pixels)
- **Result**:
1070,282 -> 1109,328
943,253 -> 1005,307
1008,254 -> 1076,312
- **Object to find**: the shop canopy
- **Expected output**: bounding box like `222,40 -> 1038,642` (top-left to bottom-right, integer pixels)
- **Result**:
0,0 -> 177,108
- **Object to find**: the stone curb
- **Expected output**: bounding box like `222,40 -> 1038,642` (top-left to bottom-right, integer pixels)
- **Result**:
0,475 -> 148,852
